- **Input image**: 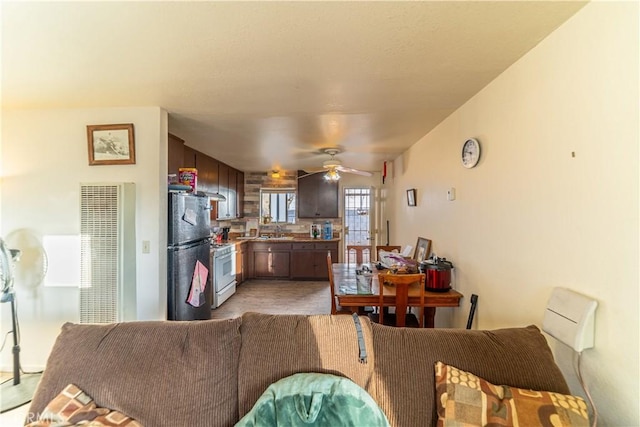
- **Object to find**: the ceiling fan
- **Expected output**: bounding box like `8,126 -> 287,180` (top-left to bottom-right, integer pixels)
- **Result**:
299,148 -> 372,181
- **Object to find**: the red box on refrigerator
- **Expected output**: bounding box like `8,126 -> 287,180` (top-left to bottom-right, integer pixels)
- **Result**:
178,168 -> 198,192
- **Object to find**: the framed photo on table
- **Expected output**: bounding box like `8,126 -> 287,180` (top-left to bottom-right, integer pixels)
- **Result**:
414,237 -> 432,262
87,123 -> 136,165
407,188 -> 417,206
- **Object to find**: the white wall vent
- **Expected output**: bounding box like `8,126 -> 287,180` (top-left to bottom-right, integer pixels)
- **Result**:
80,183 -> 136,323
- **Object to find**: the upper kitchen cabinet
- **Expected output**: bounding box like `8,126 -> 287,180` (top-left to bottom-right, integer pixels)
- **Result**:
195,151 -> 219,195
236,171 -> 245,218
166,134 -> 244,220
168,133 -> 185,178
182,146 -> 197,169
211,161 -> 244,221
297,172 -> 339,218
216,162 -> 229,220
228,167 -> 238,219
216,162 -> 242,220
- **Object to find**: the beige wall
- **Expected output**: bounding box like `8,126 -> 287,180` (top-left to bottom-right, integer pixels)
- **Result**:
0,107 -> 168,371
386,3 -> 638,425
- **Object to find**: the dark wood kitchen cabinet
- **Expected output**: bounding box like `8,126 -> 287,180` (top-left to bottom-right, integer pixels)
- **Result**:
250,243 -> 290,279
182,146 -> 197,169
166,135 -> 244,220
227,167 -> 237,219
236,171 -> 245,218
195,152 -> 219,195
235,242 -> 248,285
216,162 -> 230,220
290,241 -> 338,280
297,173 -> 339,218
168,133 -> 185,178
216,163 -> 241,220
248,240 -> 338,280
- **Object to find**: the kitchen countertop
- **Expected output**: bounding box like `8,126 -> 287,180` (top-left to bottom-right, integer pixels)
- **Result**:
228,237 -> 341,244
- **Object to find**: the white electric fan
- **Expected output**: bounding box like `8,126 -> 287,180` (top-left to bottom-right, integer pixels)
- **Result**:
1,238 -> 21,383
0,236 -> 44,413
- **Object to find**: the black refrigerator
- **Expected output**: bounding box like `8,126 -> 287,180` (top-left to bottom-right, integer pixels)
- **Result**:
167,192 -> 212,320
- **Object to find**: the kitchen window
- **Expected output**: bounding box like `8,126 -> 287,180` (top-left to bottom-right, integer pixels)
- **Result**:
260,188 -> 296,224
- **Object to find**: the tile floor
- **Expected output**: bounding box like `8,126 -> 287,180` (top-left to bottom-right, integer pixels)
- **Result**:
210,279 -> 331,319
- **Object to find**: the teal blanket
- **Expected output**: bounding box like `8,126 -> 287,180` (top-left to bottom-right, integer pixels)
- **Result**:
235,373 -> 390,427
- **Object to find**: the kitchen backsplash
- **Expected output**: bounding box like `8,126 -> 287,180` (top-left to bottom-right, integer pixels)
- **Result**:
213,170 -> 341,237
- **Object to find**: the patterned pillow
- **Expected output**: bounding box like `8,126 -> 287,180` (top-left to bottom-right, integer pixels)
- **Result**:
25,384 -> 141,427
434,361 -> 589,427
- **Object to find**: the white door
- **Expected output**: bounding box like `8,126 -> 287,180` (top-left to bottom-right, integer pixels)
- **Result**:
343,187 -> 374,264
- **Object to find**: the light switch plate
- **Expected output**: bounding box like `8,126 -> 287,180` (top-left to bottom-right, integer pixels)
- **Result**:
447,188 -> 456,201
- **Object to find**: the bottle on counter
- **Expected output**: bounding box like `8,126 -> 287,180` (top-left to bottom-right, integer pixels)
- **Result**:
323,221 -> 332,240
312,224 -> 319,239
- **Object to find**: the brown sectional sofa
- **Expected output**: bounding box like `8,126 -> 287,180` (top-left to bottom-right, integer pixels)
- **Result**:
27,312 -> 570,426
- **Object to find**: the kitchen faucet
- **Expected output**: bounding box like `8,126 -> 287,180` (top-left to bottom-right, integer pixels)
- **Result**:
275,224 -> 282,237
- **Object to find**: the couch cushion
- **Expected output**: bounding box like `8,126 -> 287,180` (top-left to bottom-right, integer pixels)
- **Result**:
435,361 -> 588,426
370,324 -> 570,427
237,313 -> 376,418
28,319 -> 242,427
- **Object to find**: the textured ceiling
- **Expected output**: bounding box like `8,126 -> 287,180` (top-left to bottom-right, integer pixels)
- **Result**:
1,1 -> 587,173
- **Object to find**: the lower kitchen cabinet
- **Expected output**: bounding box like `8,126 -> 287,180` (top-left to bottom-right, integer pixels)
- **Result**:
250,242 -> 291,279
290,242 -> 338,280
248,241 -> 338,280
235,241 -> 247,284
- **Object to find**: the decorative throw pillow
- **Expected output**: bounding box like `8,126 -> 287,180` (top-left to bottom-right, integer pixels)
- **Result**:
434,361 -> 588,427
25,384 -> 142,427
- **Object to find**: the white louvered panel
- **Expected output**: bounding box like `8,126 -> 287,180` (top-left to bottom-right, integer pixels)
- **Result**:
80,183 -> 136,323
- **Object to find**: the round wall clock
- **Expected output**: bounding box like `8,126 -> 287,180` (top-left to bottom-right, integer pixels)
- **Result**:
461,138 -> 481,168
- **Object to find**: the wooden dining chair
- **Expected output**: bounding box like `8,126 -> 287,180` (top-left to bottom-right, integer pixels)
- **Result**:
375,245 -> 401,261
369,273 -> 425,327
346,245 -> 372,265
326,251 -> 353,315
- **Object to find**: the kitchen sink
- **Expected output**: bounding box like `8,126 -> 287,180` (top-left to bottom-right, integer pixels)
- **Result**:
257,236 -> 295,240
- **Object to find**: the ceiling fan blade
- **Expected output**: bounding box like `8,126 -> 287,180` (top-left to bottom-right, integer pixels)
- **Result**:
300,148 -> 373,178
335,166 -> 372,177
296,169 -> 324,179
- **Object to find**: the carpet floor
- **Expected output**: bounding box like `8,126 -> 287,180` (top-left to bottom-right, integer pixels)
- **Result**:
211,279 -> 331,319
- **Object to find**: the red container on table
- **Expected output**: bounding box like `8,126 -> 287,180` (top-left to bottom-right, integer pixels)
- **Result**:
419,258 -> 454,292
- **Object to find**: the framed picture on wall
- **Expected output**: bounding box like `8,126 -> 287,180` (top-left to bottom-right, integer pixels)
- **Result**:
413,237 -> 432,262
87,123 -> 136,165
407,188 -> 417,206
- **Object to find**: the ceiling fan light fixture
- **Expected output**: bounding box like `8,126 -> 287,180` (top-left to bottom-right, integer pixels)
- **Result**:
324,168 -> 340,181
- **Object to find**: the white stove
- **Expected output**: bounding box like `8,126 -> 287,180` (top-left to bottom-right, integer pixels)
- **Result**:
210,243 -> 237,308
211,242 -> 234,253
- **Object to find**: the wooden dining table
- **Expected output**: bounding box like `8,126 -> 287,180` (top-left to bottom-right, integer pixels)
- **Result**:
332,263 -> 463,328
